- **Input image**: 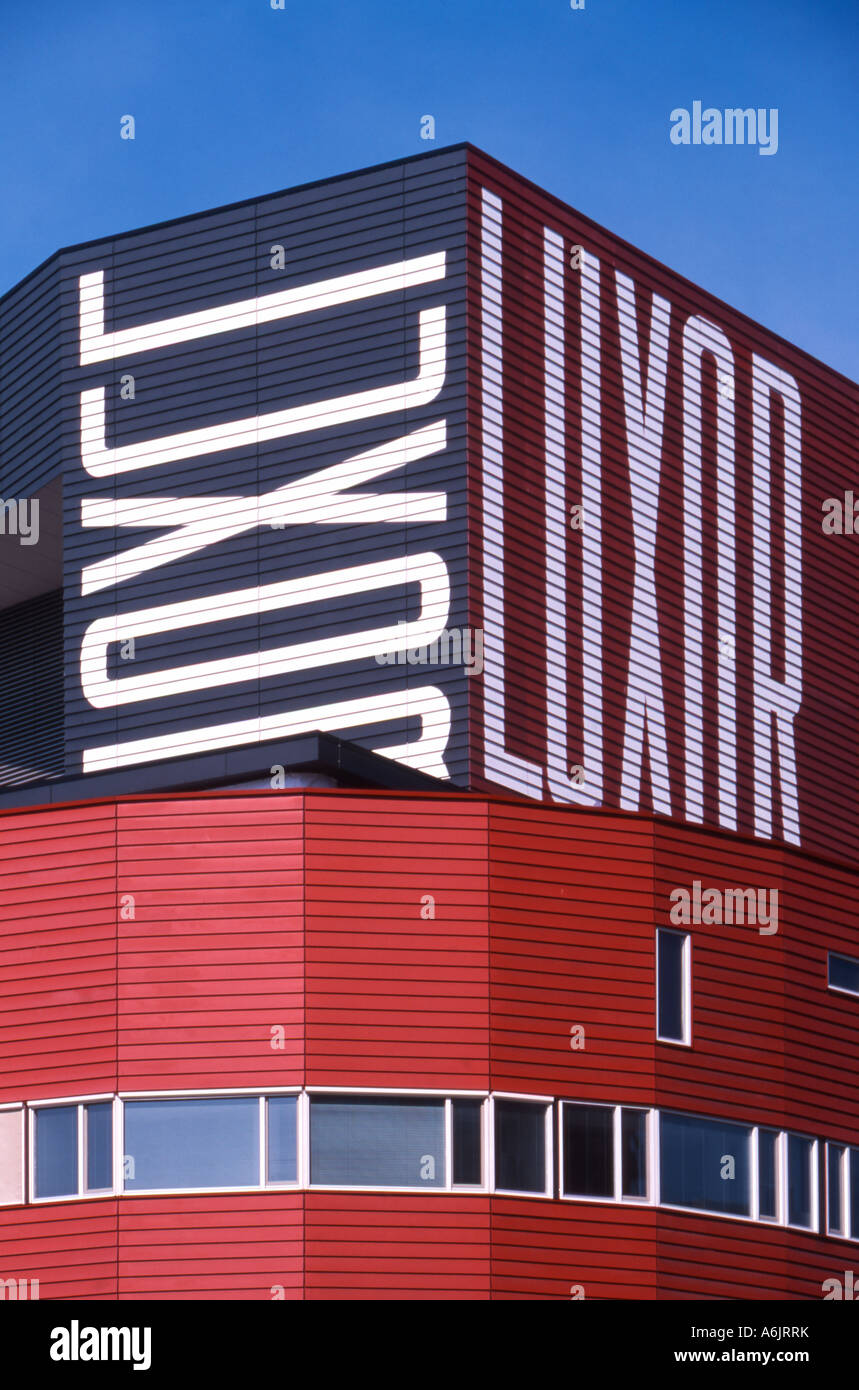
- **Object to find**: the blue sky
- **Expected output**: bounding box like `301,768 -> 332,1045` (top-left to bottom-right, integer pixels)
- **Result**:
1,0 -> 856,377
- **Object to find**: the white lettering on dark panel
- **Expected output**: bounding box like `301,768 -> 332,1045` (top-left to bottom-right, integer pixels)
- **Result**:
479,186 -> 804,848
78,254 -> 451,775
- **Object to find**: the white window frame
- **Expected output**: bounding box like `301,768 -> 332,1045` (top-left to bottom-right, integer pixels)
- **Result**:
263,1093 -> 301,1189
784,1130 -> 819,1233
489,1092 -> 553,1199
0,1103 -> 26,1208
449,1096 -> 487,1190
752,1126 -> 780,1224
119,1087 -> 302,1197
558,1101 -> 652,1205
28,1094 -> 117,1203
305,1087 -> 486,1194
656,928 -> 692,1046
11,1087 -> 852,1243
825,1141 -> 847,1237
827,950 -> 859,998
656,1107 -> 755,1223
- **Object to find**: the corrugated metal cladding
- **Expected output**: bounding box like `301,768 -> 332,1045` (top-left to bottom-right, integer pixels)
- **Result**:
0,262 -> 63,499
0,148 -> 470,786
3,143 -> 857,856
1,1193 -> 854,1300
466,147 -> 859,868
0,590 -> 63,784
1,788 -> 858,1297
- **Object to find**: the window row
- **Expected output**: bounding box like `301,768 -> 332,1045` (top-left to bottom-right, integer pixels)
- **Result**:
655,935 -> 859,1050
2,1092 -> 857,1238
4,1094 -> 547,1201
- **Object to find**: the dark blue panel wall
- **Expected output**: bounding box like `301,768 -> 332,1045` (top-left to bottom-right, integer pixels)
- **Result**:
2,148 -> 469,786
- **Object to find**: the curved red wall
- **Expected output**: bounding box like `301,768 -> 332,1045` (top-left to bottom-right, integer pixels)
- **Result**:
0,788 -> 856,1298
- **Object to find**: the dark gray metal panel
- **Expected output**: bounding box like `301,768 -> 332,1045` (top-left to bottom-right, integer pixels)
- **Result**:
47,149 -> 469,787
0,261 -> 63,500
0,589 -> 63,784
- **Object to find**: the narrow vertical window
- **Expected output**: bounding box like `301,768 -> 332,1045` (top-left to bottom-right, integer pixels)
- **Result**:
850,1149 -> 859,1240
620,1108 -> 648,1198
494,1101 -> 548,1194
562,1104 -> 613,1198
827,1144 -> 845,1235
657,929 -> 689,1043
452,1100 -> 482,1186
267,1097 -> 298,1184
757,1129 -> 778,1221
34,1106 -> 78,1199
0,1108 -> 24,1206
85,1103 -> 113,1192
787,1134 -> 814,1229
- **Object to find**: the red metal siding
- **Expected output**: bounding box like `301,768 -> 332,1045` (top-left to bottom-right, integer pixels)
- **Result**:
0,1200 -> 118,1299
466,148 -> 859,868
488,804 -> 656,1099
304,1193 -> 490,1300
304,797 -> 490,1090
0,787 -> 856,1298
116,797 -> 304,1091
0,803 -> 117,1102
117,1194 -> 303,1300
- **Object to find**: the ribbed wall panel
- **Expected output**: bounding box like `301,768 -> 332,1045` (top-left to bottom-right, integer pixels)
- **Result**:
0,1201 -> 118,1300
488,804 -> 656,1097
117,1194 -> 303,1300
0,803 -> 117,1101
304,1193 -> 490,1300
116,797 -> 304,1090
0,590 -> 64,787
0,261 -> 63,498
652,824 -> 788,1127
304,795 -> 490,1088
0,788 -> 857,1298
56,151 -> 469,785
466,148 -> 859,868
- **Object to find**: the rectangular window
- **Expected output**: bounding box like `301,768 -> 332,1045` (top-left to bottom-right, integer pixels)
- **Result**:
827,1143 -> 845,1235
787,1133 -> 815,1229
310,1096 -> 445,1188
493,1100 -> 548,1194
659,1112 -> 751,1216
34,1106 -> 78,1199
657,930 -> 689,1043
757,1129 -> 778,1221
562,1104 -> 613,1198
124,1097 -> 259,1191
452,1100 -> 482,1186
85,1103 -> 113,1192
0,1108 -> 24,1206
850,1149 -> 859,1240
828,952 -> 859,997
621,1108 -> 648,1199
266,1097 -> 298,1184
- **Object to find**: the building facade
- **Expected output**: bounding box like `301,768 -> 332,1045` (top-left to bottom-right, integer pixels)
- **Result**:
0,146 -> 857,1299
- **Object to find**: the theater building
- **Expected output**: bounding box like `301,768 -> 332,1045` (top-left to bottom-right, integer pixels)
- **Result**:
0,145 -> 857,1299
